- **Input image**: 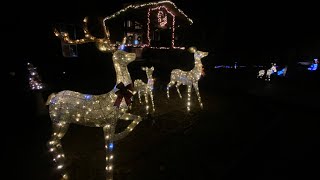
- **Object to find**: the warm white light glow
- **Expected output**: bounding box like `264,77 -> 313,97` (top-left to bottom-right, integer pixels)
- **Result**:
103,0 -> 193,24
167,47 -> 208,111
133,66 -> 156,113
51,18 -> 144,179
257,63 -> 277,81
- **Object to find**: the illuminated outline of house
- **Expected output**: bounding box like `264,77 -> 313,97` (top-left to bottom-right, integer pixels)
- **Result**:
103,0 -> 193,50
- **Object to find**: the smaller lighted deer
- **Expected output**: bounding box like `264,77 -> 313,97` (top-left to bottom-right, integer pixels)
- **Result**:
257,63 -> 277,81
167,47 -> 208,111
133,66 -> 155,113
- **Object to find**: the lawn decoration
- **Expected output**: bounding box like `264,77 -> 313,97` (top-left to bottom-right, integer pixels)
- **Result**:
167,47 -> 208,111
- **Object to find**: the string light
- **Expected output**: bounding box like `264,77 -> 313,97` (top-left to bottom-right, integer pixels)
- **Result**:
167,47 -> 209,111
147,6 -> 176,48
103,1 -> 193,24
51,18 -> 143,180
104,1 -> 190,49
27,62 -> 44,90
133,66 -> 156,113
54,17 -> 116,52
157,10 -> 168,27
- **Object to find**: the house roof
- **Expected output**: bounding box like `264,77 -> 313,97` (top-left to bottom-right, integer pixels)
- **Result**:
103,0 -> 193,25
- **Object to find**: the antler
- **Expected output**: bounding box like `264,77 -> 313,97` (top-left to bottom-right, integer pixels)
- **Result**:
54,17 -> 115,52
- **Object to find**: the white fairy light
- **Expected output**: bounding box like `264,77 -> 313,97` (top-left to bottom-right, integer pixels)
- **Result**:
50,17 -> 143,180
167,47 -> 209,111
133,66 -> 156,113
104,1 -> 190,49
103,1 -> 193,24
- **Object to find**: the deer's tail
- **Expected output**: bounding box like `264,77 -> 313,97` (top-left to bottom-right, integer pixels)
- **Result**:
45,93 -> 56,105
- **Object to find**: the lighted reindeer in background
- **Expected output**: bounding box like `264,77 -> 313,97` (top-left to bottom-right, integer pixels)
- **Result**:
48,17 -> 142,180
167,47 -> 208,111
257,63 -> 277,81
133,66 -> 155,113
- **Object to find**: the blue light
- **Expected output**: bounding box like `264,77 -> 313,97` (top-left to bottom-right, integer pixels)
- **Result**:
109,143 -> 114,150
277,68 -> 285,76
119,45 -> 125,50
84,94 -> 92,100
308,64 -> 318,71
134,40 -> 139,45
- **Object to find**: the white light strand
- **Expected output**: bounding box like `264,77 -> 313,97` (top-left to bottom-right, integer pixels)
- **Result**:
167,47 -> 208,111
103,1 -> 193,25
133,66 -> 156,113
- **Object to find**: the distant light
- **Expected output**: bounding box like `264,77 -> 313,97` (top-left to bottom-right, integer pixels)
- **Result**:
134,40 -> 139,45
63,71 -> 66,74
308,64 -> 318,71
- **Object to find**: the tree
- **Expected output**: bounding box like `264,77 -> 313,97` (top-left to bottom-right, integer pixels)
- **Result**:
27,62 -> 44,90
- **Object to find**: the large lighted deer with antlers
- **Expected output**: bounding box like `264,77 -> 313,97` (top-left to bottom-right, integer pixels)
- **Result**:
47,17 -> 142,180
167,47 -> 208,111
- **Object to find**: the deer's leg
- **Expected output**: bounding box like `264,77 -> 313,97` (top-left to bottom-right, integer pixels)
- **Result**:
47,121 -> 70,180
103,125 -> 115,180
149,89 -> 155,112
167,81 -> 175,98
138,91 -> 142,104
114,113 -> 142,141
265,74 -> 270,81
175,82 -> 183,99
187,85 -> 192,111
144,88 -> 150,113
193,82 -> 203,109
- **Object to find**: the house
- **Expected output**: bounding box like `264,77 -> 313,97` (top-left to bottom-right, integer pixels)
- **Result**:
103,0 -> 193,53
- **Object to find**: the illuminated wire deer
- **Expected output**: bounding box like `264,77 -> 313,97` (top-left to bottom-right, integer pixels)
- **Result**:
257,63 -> 277,81
167,47 -> 208,111
133,66 -> 155,113
47,17 -> 142,180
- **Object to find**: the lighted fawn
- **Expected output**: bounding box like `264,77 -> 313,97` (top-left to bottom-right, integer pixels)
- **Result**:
133,66 -> 155,113
167,47 -> 208,111
48,17 -> 142,180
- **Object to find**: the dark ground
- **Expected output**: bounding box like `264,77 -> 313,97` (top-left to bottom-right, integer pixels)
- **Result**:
5,56 -> 320,180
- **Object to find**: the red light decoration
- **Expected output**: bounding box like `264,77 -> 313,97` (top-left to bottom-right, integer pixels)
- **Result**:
147,6 -> 176,48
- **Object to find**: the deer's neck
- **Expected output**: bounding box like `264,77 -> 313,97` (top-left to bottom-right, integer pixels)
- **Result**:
113,61 -> 132,85
147,76 -> 154,87
191,59 -> 203,74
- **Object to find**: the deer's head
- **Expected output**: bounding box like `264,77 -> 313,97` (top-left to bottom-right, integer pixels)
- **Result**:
112,50 -> 136,66
189,47 -> 208,61
142,66 -> 154,79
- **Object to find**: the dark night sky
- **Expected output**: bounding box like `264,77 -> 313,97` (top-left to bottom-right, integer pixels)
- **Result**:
5,0 -> 320,65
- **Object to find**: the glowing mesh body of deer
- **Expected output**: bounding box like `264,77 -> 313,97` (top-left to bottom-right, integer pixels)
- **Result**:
49,17 -> 142,180
167,47 -> 208,111
257,63 -> 277,81
133,66 -> 155,113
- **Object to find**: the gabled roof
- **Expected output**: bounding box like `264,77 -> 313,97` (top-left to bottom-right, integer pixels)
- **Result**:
103,0 -> 193,25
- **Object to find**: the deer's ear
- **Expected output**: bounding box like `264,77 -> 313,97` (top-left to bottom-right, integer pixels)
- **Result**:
151,66 -> 154,71
142,67 -> 146,71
